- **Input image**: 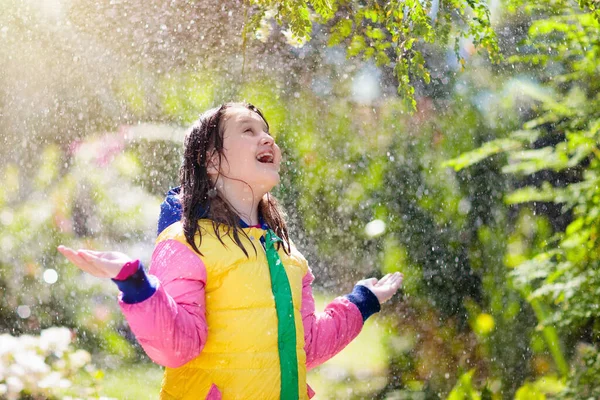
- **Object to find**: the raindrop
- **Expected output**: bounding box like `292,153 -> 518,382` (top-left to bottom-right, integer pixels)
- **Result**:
365,219 -> 386,238
17,305 -> 31,319
43,268 -> 58,284
458,198 -> 471,215
0,210 -> 14,225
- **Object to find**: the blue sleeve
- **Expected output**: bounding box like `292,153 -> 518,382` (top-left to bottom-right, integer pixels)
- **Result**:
345,285 -> 381,322
111,262 -> 158,304
157,187 -> 182,235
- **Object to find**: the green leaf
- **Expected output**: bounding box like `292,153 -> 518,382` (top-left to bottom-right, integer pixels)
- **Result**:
347,35 -> 366,56
363,46 -> 375,60
364,8 -> 379,23
504,183 -> 560,205
447,369 -> 481,400
443,139 -> 523,171
328,18 -> 353,46
310,0 -> 335,19
514,382 -> 546,400
375,50 -> 391,66
366,27 -> 386,40
502,147 -> 568,175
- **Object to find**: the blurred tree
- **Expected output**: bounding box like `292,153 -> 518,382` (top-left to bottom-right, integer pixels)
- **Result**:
3,0 -> 600,398
446,0 -> 600,396
67,0 -> 500,109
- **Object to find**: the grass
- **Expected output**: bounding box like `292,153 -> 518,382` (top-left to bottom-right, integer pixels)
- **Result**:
94,363 -> 164,400
101,364 -> 163,399
307,293 -> 389,399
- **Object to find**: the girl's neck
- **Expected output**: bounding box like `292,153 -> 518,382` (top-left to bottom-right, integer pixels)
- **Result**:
217,182 -> 264,226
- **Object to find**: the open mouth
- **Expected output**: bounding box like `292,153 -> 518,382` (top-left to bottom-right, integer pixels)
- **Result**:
256,153 -> 274,164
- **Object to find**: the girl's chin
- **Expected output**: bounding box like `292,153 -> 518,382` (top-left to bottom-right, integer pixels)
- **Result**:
255,177 -> 280,194
259,180 -> 279,193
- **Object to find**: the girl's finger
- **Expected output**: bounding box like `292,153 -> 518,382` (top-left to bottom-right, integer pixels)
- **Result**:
78,250 -> 103,261
77,251 -> 112,275
376,273 -> 393,286
80,251 -> 124,278
380,273 -> 392,282
62,251 -> 97,274
380,274 -> 401,291
81,249 -> 128,263
59,246 -> 106,276
58,246 -> 87,265
390,273 -> 403,287
80,249 -> 104,256
57,245 -> 77,256
359,277 -> 378,287
72,252 -> 99,271
394,280 -> 403,290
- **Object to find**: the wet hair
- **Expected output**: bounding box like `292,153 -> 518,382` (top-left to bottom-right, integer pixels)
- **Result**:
179,102 -> 291,257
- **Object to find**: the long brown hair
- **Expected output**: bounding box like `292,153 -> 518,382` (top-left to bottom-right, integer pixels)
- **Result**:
179,102 -> 291,257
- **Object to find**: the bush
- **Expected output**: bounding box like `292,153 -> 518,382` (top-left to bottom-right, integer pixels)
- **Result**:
0,327 -> 113,400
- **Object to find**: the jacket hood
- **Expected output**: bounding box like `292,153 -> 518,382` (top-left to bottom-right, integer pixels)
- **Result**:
156,186 -> 268,236
157,187 -> 182,235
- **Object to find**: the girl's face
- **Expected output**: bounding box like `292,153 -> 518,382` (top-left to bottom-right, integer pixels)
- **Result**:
211,105 -> 282,195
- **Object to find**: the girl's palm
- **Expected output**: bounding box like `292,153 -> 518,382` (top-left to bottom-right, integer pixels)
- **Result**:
57,246 -> 132,279
357,272 -> 403,304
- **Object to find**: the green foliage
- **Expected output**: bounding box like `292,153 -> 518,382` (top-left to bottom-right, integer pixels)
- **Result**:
0,133 -> 166,369
263,0 -> 314,42
577,0 -> 600,21
160,71 -> 216,124
513,376 -> 565,399
91,363 -> 163,400
558,344 -> 600,399
447,370 -> 481,400
448,0 -> 600,395
247,0 -> 500,110
4,0 -> 600,397
444,139 -> 523,171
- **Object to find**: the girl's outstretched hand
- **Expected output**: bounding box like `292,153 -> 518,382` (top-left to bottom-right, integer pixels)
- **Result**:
357,272 -> 403,304
57,245 -> 132,279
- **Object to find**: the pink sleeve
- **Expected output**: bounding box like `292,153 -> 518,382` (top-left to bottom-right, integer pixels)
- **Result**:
301,268 -> 364,370
119,239 -> 207,368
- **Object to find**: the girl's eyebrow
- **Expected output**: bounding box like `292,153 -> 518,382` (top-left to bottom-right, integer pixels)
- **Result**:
239,118 -> 269,132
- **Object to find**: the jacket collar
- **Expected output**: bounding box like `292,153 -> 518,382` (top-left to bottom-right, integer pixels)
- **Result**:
162,186 -> 270,231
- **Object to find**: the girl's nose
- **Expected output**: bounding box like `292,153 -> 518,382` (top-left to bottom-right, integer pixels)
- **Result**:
260,133 -> 275,146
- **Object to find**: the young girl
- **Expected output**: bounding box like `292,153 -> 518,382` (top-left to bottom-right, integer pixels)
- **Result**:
58,102 -> 403,400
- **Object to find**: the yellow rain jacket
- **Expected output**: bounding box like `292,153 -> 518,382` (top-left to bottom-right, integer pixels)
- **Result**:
157,221 -> 309,399
117,218 -> 368,400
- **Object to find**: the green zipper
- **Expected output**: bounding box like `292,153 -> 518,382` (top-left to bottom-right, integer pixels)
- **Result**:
264,229 -> 299,400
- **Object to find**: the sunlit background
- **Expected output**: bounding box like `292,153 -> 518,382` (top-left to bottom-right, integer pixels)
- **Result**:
1,0 -> 599,399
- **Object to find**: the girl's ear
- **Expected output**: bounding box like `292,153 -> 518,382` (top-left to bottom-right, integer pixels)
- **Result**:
206,150 -> 220,176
